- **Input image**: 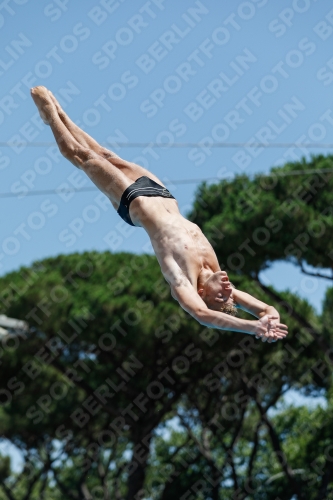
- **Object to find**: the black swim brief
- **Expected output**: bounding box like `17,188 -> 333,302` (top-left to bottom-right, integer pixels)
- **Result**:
117,175 -> 175,226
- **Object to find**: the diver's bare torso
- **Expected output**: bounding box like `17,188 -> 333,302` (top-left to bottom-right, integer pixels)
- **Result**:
128,195 -> 220,292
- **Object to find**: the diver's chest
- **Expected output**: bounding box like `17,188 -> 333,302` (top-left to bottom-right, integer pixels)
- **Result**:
176,230 -> 213,260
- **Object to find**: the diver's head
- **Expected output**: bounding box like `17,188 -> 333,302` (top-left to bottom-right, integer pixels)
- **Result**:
198,271 -> 237,316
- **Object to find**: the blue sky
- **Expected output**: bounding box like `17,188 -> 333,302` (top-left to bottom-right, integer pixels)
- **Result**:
1,0 -> 333,314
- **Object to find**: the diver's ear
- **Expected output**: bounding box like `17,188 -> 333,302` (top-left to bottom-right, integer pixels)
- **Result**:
198,288 -> 204,297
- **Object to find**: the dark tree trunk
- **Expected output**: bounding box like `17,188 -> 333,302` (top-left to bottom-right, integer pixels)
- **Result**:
125,430 -> 152,500
125,462 -> 146,500
315,460 -> 333,500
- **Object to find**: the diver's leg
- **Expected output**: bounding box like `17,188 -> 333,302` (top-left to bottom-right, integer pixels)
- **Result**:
31,86 -> 131,208
48,89 -> 166,187
48,90 -> 120,160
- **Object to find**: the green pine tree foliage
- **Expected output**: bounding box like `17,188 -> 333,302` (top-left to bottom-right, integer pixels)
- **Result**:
0,156 -> 332,498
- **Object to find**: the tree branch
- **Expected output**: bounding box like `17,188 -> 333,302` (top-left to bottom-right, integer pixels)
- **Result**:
247,421 -> 261,491
38,471 -> 49,500
178,413 -> 214,463
80,482 -> 93,500
242,375 -> 306,500
300,262 -> 333,281
219,407 -> 246,496
113,462 -> 127,500
160,450 -> 206,500
228,452 -> 239,493
51,467 -> 79,500
0,482 -> 16,500
315,459 -> 333,500
22,450 -> 52,500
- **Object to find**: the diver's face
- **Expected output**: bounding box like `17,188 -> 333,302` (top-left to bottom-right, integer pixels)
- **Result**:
201,271 -> 234,311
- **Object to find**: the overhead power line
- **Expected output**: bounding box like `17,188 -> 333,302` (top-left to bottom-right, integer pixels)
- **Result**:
1,141 -> 333,148
1,168 -> 333,199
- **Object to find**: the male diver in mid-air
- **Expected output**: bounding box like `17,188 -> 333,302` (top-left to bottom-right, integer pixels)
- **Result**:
31,86 -> 288,343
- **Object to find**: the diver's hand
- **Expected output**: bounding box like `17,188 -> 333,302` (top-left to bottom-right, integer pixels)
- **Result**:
253,315 -> 288,343
220,271 -> 233,300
